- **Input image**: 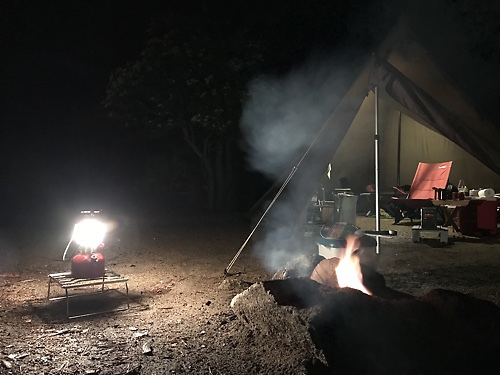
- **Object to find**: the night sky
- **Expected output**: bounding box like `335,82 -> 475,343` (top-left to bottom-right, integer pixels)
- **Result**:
0,1 -> 376,225
1,0 -> 499,229
1,2 -> 154,224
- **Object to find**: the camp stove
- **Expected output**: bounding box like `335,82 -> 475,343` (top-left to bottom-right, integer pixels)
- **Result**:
63,210 -> 107,279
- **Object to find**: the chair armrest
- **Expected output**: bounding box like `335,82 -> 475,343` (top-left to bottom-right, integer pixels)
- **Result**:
392,186 -> 409,197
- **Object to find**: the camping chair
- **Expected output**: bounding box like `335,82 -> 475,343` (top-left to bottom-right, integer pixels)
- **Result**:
388,161 -> 453,224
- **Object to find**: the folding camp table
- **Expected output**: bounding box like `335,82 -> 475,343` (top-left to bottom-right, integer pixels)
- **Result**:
47,269 -> 129,319
432,199 -> 470,232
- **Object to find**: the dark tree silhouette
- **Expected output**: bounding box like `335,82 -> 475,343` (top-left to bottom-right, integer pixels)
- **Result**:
104,27 -> 263,210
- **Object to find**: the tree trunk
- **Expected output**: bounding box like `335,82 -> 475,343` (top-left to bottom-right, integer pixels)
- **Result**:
213,137 -> 237,211
204,156 -> 215,210
182,127 -> 216,210
214,139 -> 225,210
224,139 -> 234,209
182,129 -> 237,211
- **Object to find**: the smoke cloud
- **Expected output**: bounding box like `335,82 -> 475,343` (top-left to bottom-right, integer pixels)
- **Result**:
240,54 -> 354,272
240,55 -> 350,179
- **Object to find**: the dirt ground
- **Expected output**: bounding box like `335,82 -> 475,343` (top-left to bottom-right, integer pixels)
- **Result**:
0,212 -> 499,374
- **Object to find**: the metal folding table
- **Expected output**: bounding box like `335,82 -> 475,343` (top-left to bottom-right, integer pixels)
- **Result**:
47,269 -> 129,319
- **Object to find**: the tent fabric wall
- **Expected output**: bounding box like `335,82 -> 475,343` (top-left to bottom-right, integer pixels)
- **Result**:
376,18 -> 500,186
370,56 -> 500,178
329,92 -> 500,194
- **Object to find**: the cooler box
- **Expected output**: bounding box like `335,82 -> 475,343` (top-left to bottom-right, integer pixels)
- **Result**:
316,236 -> 346,259
458,199 -> 498,236
315,223 -> 377,262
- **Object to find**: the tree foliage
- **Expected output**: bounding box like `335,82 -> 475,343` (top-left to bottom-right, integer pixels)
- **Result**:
104,28 -> 263,210
106,30 -> 261,134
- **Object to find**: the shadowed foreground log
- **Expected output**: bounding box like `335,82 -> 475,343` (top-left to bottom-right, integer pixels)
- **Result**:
231,278 -> 500,374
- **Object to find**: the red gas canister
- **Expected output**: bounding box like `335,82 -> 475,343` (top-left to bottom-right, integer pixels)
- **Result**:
71,253 -> 105,279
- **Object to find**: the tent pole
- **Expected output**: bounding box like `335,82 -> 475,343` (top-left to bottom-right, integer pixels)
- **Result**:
397,112 -> 402,186
374,86 -> 381,254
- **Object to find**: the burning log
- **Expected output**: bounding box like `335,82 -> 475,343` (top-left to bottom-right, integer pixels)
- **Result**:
310,257 -> 411,300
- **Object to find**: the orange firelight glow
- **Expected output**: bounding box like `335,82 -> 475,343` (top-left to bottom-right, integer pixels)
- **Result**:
335,236 -> 372,295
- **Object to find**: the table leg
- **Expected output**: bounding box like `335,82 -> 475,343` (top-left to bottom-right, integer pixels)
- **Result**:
443,207 -> 461,233
125,282 -> 130,309
47,277 -> 52,300
66,289 -> 69,319
450,207 -> 462,233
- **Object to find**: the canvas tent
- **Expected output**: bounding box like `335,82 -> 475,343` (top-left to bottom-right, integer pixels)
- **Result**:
331,23 -> 500,195
251,21 -> 500,235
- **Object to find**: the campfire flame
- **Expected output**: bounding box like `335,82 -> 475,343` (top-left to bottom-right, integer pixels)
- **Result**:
335,236 -> 372,295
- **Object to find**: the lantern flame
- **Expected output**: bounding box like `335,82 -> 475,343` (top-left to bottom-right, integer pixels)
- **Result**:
72,218 -> 107,251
